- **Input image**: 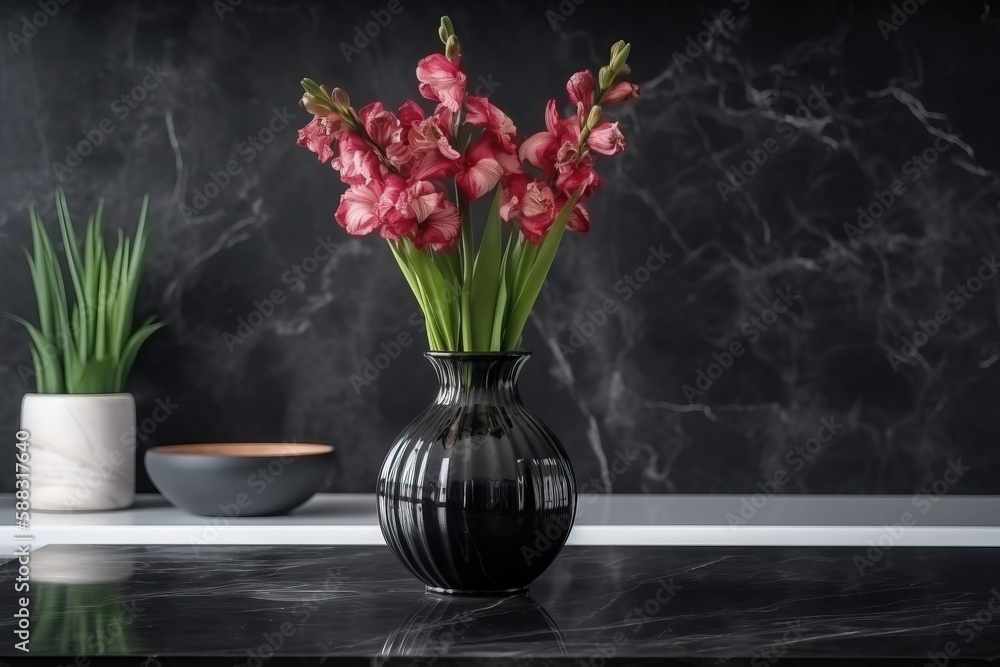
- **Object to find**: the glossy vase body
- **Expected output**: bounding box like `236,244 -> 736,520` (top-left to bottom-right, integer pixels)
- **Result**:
377,352 -> 577,596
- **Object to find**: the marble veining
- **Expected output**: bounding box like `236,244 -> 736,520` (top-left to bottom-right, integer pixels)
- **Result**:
1,544 -> 998,661
0,1 -> 997,496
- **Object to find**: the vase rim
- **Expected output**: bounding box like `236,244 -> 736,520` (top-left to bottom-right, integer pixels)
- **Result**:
22,392 -> 134,399
425,351 -> 531,360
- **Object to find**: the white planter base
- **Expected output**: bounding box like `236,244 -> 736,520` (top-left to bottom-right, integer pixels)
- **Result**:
21,393 -> 136,512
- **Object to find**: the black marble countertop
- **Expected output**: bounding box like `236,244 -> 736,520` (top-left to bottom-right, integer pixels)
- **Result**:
2,544 -> 999,665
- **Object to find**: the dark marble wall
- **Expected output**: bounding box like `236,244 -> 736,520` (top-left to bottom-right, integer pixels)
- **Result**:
1,0 -> 998,495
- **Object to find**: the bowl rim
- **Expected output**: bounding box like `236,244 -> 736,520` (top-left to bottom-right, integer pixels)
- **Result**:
146,443 -> 334,458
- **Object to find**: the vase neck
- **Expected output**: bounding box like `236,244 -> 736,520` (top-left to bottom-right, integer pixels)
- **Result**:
426,353 -> 529,407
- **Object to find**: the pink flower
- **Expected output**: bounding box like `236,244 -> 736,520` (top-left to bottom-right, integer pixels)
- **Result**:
500,173 -> 531,222
465,96 -> 516,137
360,102 -> 402,148
483,130 -> 522,176
407,110 -> 461,181
568,201 -> 590,232
457,136 -> 504,200
519,182 -> 558,243
296,116 -> 347,164
374,175 -> 414,240
398,100 -> 426,128
334,133 -> 384,185
416,54 -> 467,113
519,100 -> 563,171
335,180 -> 385,236
466,97 -> 522,177
360,102 -> 412,171
556,155 -> 600,198
603,81 -> 640,106
587,121 -> 626,156
413,200 -> 462,252
566,70 -> 595,108
397,180 -> 444,223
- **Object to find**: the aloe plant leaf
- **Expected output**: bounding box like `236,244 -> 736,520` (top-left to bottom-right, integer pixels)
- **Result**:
115,318 -> 164,392
55,190 -> 90,359
5,314 -> 62,393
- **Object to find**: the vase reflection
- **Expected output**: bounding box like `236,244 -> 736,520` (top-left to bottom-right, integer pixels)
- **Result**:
381,592 -> 565,659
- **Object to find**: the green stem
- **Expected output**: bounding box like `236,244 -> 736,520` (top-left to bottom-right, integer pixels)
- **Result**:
458,189 -> 473,351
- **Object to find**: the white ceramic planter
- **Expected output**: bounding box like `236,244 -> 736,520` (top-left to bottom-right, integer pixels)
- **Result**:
20,393 -> 136,512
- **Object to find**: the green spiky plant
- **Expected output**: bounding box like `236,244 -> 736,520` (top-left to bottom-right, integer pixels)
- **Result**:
7,189 -> 163,394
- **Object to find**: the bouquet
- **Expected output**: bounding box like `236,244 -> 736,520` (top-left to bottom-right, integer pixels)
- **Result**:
296,16 -> 639,351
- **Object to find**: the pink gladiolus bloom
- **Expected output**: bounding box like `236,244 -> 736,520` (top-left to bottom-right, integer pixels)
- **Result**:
360,102 -> 413,171
398,180 -> 444,223
465,96 -> 516,137
335,181 -> 385,236
335,133 -> 383,185
568,201 -> 590,233
413,200 -> 462,252
566,70 -> 595,108
587,121 -> 626,156
519,182 -> 558,243
484,130 -> 522,176
297,118 -> 335,164
416,54 -> 467,113
519,100 -> 562,171
297,116 -> 347,164
499,173 -> 531,222
457,137 -> 504,200
360,102 -> 403,148
408,112 -> 461,181
374,175 -> 415,240
519,100 -> 582,176
398,100 -> 426,128
556,158 -> 600,199
602,81 -> 640,106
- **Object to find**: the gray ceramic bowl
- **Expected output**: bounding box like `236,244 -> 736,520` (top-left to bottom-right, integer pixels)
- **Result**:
145,443 -> 335,517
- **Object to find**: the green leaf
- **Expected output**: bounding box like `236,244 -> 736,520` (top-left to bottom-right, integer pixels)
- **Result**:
491,227 -> 519,350
27,212 -> 54,340
470,187 -> 503,351
107,229 -> 126,352
11,191 -> 162,394
502,192 -> 581,349
4,314 -> 62,393
115,318 -> 164,392
403,239 -> 457,350
457,190 -> 473,351
27,344 -> 46,393
430,250 -> 461,347
55,189 -> 89,359
388,239 -> 442,349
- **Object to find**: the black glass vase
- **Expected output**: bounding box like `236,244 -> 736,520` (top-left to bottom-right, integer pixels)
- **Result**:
376,351 -> 577,596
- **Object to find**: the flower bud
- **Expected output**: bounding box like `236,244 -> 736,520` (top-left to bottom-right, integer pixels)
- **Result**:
616,63 -> 632,77
331,87 -> 351,112
598,66 -> 613,90
610,40 -> 627,60
586,105 -> 604,130
610,42 -> 631,71
445,34 -> 461,62
440,15 -> 455,38
438,25 -> 449,43
300,92 -> 332,116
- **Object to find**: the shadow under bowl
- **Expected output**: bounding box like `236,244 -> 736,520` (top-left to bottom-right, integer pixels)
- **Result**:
145,443 -> 335,517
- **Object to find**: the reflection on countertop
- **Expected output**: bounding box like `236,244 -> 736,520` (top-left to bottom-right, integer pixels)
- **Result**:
1,544 -> 998,663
